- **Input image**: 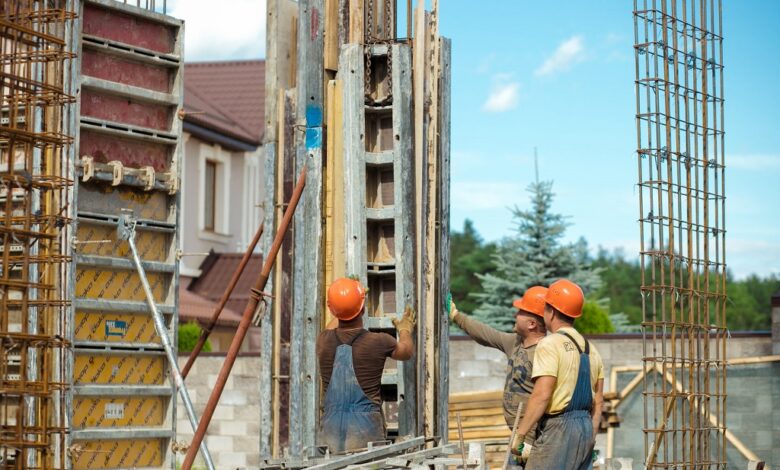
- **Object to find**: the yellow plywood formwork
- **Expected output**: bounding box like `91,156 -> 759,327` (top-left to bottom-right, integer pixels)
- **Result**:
78,185 -> 171,222
75,268 -> 168,302
74,354 -> 166,386
73,396 -> 167,428
70,438 -> 165,470
74,311 -> 163,344
76,223 -> 170,262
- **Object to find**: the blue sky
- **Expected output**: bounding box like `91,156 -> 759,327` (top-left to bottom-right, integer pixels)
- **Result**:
172,0 -> 780,279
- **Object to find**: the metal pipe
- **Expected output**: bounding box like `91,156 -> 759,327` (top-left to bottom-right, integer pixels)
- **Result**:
119,215 -> 216,470
181,164 -> 307,470
181,221 -> 265,379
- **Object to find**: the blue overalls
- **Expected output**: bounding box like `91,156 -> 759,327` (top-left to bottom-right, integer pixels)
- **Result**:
318,330 -> 386,453
526,331 -> 595,470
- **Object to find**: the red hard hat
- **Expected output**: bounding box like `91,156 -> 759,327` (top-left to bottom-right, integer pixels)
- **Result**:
512,286 -> 548,318
545,279 -> 584,319
327,278 -> 366,321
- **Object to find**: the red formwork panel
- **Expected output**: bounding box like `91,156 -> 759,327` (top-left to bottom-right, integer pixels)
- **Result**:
82,49 -> 173,93
82,3 -> 175,54
81,90 -> 172,131
80,131 -> 172,171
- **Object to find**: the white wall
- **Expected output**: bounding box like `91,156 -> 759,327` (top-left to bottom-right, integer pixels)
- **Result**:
180,132 -> 264,276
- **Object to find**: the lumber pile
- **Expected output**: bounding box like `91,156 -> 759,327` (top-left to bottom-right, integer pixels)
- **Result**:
448,390 -> 510,468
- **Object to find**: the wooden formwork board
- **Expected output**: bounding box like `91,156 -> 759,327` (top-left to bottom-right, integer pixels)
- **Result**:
73,396 -> 167,428
70,438 -> 165,470
74,310 -> 166,345
74,353 -> 166,386
75,268 -> 169,302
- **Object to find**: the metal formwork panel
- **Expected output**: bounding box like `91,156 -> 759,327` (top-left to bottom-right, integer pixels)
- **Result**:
68,1 -> 183,468
73,396 -> 167,428
74,310 -> 164,345
74,353 -> 166,385
70,439 -> 164,470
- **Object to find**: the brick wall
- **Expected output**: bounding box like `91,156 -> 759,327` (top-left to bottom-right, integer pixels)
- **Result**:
175,355 -> 261,469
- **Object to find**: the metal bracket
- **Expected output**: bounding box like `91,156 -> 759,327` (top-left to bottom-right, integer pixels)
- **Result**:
140,165 -> 155,191
80,155 -> 94,182
106,160 -> 123,186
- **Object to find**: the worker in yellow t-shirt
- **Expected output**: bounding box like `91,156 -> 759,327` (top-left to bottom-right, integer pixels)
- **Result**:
512,279 -> 604,469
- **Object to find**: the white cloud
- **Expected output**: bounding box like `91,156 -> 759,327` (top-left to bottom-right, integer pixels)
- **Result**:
728,154 -> 780,172
482,75 -> 520,113
451,182 -> 520,211
535,35 -> 585,77
169,0 -> 265,61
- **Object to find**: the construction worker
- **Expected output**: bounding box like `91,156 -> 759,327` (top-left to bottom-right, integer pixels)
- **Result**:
512,279 -> 604,469
316,277 -> 416,453
448,286 -> 548,434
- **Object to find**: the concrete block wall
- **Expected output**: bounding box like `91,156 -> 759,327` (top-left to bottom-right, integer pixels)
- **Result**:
450,333 -> 777,466
176,355 -> 261,469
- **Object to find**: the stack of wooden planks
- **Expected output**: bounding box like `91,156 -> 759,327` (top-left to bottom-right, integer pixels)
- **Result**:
448,390 -> 511,468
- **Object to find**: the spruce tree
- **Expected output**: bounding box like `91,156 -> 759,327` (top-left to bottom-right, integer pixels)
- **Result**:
469,180 -> 603,331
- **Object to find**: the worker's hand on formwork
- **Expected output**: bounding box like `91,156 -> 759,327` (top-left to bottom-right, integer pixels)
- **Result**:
446,292 -> 460,321
392,306 -> 417,333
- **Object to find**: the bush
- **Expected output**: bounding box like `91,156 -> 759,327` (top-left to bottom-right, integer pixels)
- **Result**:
574,301 -> 615,334
178,321 -> 212,352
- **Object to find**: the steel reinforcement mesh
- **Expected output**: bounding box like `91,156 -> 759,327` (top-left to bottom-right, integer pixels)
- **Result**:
0,1 -> 75,468
634,0 -> 727,468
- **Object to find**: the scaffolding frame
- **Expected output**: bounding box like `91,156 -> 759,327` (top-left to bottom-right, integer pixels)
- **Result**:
634,0 -> 727,468
0,1 -> 76,468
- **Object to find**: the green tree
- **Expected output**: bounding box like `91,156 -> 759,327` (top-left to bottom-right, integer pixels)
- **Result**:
575,300 -> 615,334
450,219 -> 497,315
178,321 -> 212,353
470,180 -> 603,332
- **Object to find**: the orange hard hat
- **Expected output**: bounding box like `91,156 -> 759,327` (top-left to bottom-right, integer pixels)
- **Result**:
512,286 -> 548,318
327,278 -> 366,321
545,279 -> 584,319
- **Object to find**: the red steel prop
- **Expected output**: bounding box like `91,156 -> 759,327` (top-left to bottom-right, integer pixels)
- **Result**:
181,222 -> 265,379
181,165 -> 307,470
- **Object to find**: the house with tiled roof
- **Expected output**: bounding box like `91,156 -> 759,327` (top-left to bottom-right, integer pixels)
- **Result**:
178,60 -> 265,351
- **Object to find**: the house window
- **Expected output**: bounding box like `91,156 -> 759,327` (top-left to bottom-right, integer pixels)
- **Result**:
204,160 -> 217,231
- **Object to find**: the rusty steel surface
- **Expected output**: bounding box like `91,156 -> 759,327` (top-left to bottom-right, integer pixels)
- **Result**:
0,0 -> 75,468
634,0 -> 727,468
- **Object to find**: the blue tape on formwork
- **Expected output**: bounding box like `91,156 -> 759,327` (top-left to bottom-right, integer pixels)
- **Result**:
305,106 -> 323,151
306,128 -> 322,150
306,106 -> 323,127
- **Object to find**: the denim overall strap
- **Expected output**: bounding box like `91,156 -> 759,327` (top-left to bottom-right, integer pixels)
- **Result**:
559,331 -> 593,413
318,329 -> 384,453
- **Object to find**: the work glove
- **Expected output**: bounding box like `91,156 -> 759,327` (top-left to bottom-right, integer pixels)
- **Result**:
446,292 -> 460,321
392,306 -> 417,333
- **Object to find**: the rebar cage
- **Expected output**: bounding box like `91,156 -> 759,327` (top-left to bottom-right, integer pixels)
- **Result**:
634,0 -> 727,468
0,1 -> 76,468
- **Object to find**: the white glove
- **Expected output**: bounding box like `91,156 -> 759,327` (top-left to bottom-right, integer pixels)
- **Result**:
521,442 -> 533,463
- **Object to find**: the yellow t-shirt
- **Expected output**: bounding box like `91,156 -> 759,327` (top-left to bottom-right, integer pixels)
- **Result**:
531,327 -> 604,415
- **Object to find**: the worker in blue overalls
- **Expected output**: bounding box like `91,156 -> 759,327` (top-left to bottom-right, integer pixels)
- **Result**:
512,279 -> 605,469
316,277 -> 416,453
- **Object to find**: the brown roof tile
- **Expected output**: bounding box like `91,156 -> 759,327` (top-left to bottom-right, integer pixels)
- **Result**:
184,60 -> 265,145
179,277 -> 243,326
188,252 -> 264,315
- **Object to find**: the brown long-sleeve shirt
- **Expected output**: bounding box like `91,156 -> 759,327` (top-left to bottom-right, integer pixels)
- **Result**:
453,313 -> 537,432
